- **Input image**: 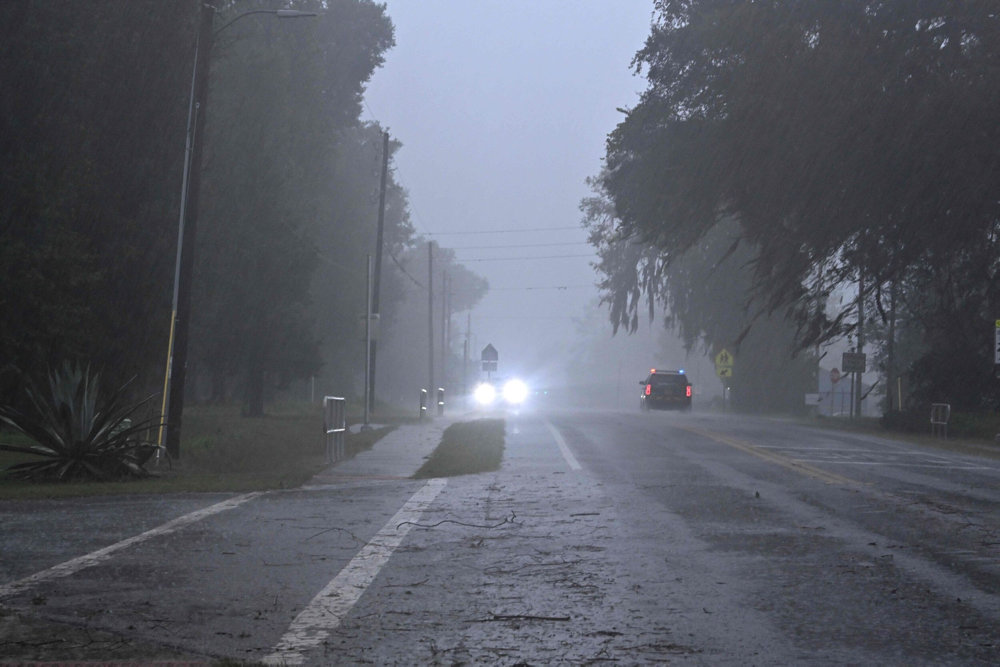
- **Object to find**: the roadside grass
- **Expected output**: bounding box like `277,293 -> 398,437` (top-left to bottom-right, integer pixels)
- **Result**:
413,418 -> 505,479
0,402 -> 406,499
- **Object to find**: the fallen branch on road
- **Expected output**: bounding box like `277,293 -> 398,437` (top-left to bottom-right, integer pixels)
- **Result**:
397,511 -> 516,531
467,613 -> 571,623
302,525 -> 362,543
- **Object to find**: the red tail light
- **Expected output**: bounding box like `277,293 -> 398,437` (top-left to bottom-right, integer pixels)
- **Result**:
645,384 -> 651,396
686,386 -> 692,398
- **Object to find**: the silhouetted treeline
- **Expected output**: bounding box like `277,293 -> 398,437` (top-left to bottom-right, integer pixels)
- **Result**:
588,1 -> 1000,411
1,2 -> 196,392
0,1 -> 488,414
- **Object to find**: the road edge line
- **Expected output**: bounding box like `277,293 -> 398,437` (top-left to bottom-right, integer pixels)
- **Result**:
545,420 -> 582,471
0,491 -> 264,601
263,478 -> 448,665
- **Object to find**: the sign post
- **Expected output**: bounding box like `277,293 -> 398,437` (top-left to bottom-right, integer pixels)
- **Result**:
994,321 -> 1000,377
715,348 -> 734,411
842,352 -> 867,418
481,343 -> 498,378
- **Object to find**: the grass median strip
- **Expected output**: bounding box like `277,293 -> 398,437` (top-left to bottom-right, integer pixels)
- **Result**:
413,418 -> 505,479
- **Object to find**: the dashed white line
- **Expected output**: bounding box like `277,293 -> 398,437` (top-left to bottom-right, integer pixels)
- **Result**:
263,478 -> 447,665
545,421 -> 581,471
0,491 -> 264,600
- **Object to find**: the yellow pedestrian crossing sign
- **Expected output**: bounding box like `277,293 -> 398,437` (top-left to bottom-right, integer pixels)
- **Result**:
715,348 -> 734,378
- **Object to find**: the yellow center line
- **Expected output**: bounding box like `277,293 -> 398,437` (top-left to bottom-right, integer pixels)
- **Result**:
679,425 -> 862,487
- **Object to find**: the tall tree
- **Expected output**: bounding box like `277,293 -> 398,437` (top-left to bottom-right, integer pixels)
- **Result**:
592,0 -> 1000,408
600,1 -> 1000,340
191,0 -> 395,414
0,2 -> 197,395
585,179 -> 816,412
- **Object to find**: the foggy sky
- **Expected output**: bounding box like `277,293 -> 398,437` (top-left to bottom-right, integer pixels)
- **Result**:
363,1 -> 655,384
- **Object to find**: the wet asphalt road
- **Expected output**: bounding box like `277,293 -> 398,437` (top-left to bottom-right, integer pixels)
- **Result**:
1,409 -> 999,664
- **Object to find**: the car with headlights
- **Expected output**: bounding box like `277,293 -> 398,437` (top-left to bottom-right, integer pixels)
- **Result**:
639,369 -> 692,411
473,377 -> 529,408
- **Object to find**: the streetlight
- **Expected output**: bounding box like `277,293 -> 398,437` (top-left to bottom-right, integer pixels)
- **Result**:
158,6 -> 317,459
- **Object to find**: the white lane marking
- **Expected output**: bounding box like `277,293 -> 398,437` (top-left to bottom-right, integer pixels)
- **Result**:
0,492 -> 263,600
263,478 -> 447,665
545,421 -> 581,471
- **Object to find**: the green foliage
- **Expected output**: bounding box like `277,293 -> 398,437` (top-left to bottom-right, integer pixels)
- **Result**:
0,363 -> 162,481
599,0 -> 1000,342
191,1 -> 399,411
0,2 -> 196,392
591,0 -> 1000,410
414,419 -> 505,479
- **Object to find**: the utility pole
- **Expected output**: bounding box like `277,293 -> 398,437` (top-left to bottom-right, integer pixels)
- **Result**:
441,270 -> 449,393
428,242 -> 435,398
164,4 -> 215,460
369,130 -> 389,414
363,255 -> 372,428
463,313 -> 470,402
887,279 -> 897,412
160,6 -> 316,459
855,270 -> 865,418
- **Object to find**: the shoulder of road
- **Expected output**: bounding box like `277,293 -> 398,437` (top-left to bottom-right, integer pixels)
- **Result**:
312,414 -> 467,483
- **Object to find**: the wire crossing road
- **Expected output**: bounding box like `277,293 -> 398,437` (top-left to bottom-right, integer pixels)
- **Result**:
1,410 -> 998,663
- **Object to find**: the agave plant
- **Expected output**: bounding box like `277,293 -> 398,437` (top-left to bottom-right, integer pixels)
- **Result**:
0,363 -> 163,481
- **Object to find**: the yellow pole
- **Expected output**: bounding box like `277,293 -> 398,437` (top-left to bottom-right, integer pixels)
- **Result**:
157,312 -> 177,447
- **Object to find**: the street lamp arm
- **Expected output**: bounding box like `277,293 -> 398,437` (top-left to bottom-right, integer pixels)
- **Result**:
214,9 -> 318,36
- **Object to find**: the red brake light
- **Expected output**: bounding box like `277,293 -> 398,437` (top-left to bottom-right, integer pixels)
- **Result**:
645,384 -> 651,396
686,386 -> 692,398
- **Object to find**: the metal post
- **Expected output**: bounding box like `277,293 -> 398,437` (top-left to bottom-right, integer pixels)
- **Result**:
363,255 -> 372,428
437,387 -> 444,416
419,389 -> 427,420
323,396 -> 346,463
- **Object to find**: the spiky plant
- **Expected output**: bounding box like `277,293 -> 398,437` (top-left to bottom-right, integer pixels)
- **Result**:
0,363 -> 163,481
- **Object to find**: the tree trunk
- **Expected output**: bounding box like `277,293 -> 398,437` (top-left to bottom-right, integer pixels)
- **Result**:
246,356 -> 265,417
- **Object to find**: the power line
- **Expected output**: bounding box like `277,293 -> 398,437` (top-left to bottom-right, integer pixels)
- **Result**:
425,226 -> 580,235
475,315 -> 584,320
450,241 -> 591,250
461,254 -> 595,262
388,248 -> 424,289
488,284 -> 594,291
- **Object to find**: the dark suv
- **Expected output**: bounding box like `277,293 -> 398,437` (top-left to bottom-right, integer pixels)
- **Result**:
639,369 -> 692,411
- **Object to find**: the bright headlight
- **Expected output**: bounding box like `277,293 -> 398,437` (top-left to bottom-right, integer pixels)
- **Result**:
474,382 -> 496,405
502,378 -> 529,405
